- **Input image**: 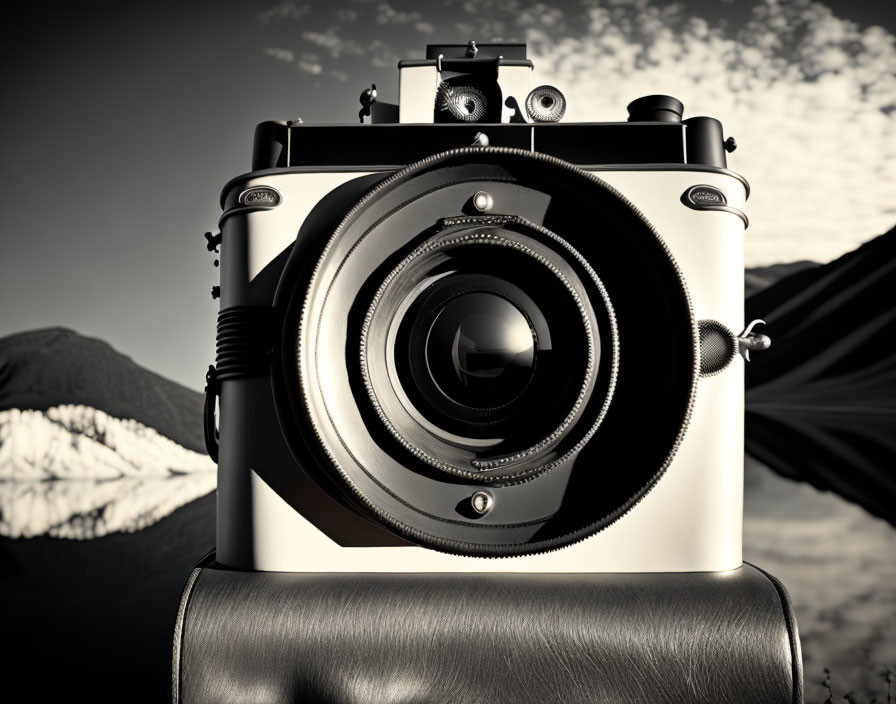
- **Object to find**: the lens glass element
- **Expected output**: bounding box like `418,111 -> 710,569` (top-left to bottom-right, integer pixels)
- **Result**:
389,240 -> 592,448
426,292 -> 536,409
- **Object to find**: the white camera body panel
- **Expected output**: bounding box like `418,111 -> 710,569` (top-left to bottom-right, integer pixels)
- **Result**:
216,166 -> 746,573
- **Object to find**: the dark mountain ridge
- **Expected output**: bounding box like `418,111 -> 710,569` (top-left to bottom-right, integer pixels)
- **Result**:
0,327 -> 205,453
745,226 -> 896,525
744,260 -> 819,298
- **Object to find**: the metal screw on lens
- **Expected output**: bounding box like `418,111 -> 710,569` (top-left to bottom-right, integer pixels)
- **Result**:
736,319 -> 771,362
471,132 -> 489,147
472,190 -> 494,213
470,491 -> 494,515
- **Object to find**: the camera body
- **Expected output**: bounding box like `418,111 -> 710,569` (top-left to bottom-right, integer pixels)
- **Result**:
208,43 -> 750,573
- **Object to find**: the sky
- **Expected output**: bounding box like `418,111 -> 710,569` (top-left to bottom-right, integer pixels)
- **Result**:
1,0 -> 894,390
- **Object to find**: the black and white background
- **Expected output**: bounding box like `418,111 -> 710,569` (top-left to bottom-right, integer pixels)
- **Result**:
1,1 -> 895,701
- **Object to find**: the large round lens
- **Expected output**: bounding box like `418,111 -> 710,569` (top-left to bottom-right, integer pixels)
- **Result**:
281,147 -> 697,558
426,292 -> 536,409
393,253 -> 588,444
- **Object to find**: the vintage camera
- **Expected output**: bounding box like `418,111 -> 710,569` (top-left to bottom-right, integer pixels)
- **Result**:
205,42 -> 765,573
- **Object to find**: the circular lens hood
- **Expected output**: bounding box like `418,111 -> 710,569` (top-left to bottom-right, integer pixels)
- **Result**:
277,147 -> 698,557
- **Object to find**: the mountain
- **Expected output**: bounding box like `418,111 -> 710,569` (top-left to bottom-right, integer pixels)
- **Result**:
0,327 -> 205,453
745,226 -> 896,526
744,260 -> 819,298
0,405 -> 215,538
0,328 -> 214,539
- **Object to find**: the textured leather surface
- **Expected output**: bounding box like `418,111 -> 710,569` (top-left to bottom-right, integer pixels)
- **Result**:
174,563 -> 801,704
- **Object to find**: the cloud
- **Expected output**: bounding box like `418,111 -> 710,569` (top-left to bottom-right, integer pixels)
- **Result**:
336,8 -> 359,23
376,2 -> 422,26
517,3 -> 565,30
298,60 -> 323,75
297,50 -> 325,75
263,47 -> 295,63
302,29 -> 366,59
259,1 -> 311,25
256,0 -> 896,264
455,1 -> 512,42
525,0 -> 896,265
366,39 -> 399,68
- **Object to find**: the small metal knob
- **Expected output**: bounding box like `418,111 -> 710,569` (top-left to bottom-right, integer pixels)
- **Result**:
736,319 -> 770,361
526,85 -> 567,123
724,136 -> 738,153
465,40 -> 478,58
358,84 -> 377,123
472,191 -> 494,213
470,491 -> 493,515
204,231 -> 221,253
471,132 -> 489,147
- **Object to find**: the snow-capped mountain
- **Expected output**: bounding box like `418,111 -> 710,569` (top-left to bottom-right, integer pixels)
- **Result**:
0,327 -> 206,452
0,328 -> 214,540
0,405 -> 214,538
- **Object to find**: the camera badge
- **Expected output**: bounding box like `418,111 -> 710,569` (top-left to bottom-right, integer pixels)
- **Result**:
238,186 -> 281,208
681,184 -> 748,227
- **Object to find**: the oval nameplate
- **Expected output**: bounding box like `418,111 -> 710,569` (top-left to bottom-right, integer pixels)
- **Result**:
681,184 -> 748,227
238,186 -> 281,207
685,185 -> 727,206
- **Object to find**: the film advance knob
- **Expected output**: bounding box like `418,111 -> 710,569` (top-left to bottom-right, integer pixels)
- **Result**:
626,95 -> 684,123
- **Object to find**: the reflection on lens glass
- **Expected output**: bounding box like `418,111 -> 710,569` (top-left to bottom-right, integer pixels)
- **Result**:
425,292 -> 536,408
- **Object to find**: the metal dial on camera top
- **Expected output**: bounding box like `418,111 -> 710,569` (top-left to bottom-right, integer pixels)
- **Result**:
526,85 -> 567,122
437,82 -> 488,122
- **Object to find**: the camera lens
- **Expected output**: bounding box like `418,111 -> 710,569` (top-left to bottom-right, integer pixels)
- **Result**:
282,148 -> 697,556
373,232 -> 600,464
425,292 -> 535,410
